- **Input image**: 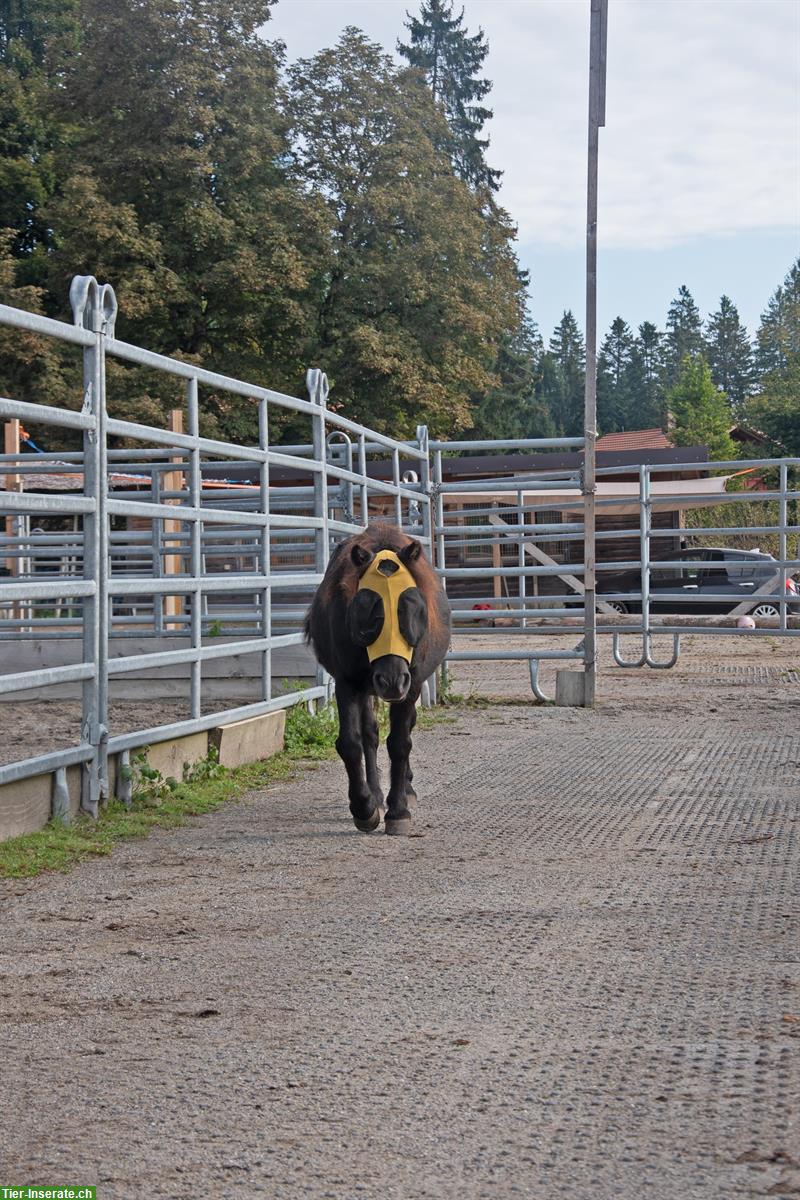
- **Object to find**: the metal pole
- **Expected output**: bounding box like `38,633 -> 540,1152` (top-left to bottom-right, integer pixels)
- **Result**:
358,433 -> 368,525
308,369 -> 330,694
416,425 -> 432,549
187,378 -> 202,718
582,0 -> 607,708
779,463 -> 788,631
433,448 -> 448,696
71,277 -> 115,812
640,464 -> 651,648
259,398 -> 272,702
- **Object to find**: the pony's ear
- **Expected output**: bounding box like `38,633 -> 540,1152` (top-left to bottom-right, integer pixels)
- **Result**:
397,587 -> 428,648
399,539 -> 423,567
351,543 -> 373,569
347,588 -> 384,647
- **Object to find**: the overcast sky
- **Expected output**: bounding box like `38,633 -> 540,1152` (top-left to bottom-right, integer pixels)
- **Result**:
267,0 -> 799,343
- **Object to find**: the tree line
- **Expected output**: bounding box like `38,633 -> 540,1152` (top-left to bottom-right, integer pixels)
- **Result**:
535,263 -> 800,459
0,0 -> 797,457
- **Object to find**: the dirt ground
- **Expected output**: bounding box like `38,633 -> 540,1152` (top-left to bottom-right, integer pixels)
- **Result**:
1,631 -> 799,1199
1,630 -> 798,765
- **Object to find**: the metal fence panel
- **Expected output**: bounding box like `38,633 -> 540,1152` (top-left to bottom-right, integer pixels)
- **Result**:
0,276 -> 432,815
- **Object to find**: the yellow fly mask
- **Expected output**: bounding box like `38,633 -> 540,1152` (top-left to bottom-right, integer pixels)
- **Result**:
348,549 -> 429,663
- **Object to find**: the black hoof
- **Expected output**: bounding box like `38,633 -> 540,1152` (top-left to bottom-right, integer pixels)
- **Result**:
352,807 -> 382,833
384,815 -> 412,837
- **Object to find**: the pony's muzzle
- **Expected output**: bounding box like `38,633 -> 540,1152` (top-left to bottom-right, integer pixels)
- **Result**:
372,656 -> 411,703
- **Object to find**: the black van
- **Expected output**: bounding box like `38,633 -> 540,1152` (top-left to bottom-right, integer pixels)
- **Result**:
597,547 -> 799,617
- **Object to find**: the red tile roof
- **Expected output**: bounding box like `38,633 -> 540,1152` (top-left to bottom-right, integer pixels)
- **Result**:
596,428 -> 671,452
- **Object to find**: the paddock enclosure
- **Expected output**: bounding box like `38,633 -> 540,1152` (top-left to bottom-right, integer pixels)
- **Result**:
2,274 -> 799,1196
1,275 -> 799,837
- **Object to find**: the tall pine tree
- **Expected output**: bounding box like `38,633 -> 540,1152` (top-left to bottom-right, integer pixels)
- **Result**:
704,295 -> 754,416
663,284 -> 705,389
746,357 -> 800,455
542,311 -> 585,436
469,316 -> 553,439
754,257 -> 800,376
596,316 -> 634,433
398,0 -> 500,192
627,321 -> 665,429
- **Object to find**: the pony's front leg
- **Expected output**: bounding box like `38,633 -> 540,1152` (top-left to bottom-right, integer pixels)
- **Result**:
335,681 -> 381,832
384,696 -> 418,837
359,693 -> 384,813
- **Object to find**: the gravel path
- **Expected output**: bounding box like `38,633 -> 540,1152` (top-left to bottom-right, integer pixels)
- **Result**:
1,634 -> 799,1199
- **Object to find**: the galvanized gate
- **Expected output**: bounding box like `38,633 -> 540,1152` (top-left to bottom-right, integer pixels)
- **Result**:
0,277 -> 434,813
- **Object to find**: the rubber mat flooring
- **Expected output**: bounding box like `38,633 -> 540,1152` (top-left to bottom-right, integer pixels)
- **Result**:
1,704 -> 798,1199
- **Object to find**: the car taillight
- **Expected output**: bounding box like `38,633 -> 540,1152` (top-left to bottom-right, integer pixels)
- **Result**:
787,578 -> 798,593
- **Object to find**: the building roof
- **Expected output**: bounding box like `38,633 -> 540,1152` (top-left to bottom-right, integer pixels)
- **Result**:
595,428 -> 671,452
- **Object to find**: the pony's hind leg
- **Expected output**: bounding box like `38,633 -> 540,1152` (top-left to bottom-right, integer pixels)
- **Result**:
335,681 -> 381,832
360,694 -> 384,815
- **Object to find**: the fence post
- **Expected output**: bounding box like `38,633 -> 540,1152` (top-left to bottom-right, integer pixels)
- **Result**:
415,425 -> 431,547
432,446 -> 448,699
779,462 -> 788,632
70,275 -> 115,813
164,408 -> 184,631
3,419 -> 21,621
258,397 -> 271,703
582,0 -> 607,708
416,424 -> 437,705
187,379 -> 202,717
307,369 -> 330,693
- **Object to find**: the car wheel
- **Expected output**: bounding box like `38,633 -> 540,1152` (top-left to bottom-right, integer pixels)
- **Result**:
751,602 -> 780,619
603,600 -> 629,615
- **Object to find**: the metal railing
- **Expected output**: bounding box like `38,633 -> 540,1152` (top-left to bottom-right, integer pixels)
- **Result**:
430,438 -> 596,701
431,449 -> 799,696
7,279 -> 792,817
603,459 -> 800,668
0,277 -> 432,813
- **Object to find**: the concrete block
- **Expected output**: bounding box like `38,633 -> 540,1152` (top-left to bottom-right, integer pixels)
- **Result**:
209,710 -> 286,769
0,764 -> 81,841
555,669 -> 587,707
144,733 -> 209,782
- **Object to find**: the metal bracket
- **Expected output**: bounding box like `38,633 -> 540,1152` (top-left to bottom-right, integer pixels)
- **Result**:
612,632 -> 681,670
51,768 -> 71,824
306,368 -> 329,406
69,275 -> 118,337
528,658 -> 551,702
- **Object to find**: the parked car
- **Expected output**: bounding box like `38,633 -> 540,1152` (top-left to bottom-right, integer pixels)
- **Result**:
597,547 -> 800,617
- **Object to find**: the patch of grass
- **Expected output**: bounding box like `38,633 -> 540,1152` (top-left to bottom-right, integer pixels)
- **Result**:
283,697 -> 339,759
0,700 -> 343,880
0,692 -> 462,880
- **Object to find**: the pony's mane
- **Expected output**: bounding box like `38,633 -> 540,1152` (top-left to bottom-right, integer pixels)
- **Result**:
320,523 -> 444,639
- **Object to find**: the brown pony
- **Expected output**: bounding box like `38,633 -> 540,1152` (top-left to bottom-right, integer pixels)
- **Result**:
304,524 -> 450,835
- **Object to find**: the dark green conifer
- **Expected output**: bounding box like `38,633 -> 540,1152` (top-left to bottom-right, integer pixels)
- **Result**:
398,0 -> 500,192
705,295 -> 755,417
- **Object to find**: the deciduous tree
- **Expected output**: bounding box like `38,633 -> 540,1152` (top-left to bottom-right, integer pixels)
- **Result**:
288,28 -> 524,438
